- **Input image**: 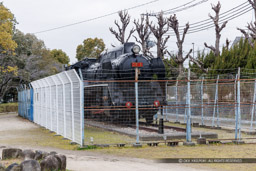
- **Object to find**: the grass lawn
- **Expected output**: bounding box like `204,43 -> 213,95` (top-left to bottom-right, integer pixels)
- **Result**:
84,125 -> 135,145
0,103 -> 18,113
81,121 -> 256,171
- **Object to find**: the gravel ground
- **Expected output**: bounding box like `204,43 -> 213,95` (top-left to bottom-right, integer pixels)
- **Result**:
0,113 -> 209,171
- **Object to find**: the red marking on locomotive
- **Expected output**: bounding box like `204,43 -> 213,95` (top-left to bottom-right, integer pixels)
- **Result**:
154,100 -> 160,107
132,62 -> 143,67
125,102 -> 132,108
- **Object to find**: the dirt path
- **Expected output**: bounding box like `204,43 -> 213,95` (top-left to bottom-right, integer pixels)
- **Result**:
0,113 -> 208,171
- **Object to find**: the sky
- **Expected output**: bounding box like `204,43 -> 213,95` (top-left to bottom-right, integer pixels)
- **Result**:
3,0 -> 255,65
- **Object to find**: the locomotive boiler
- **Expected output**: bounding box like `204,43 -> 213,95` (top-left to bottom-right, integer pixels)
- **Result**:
67,42 -> 166,124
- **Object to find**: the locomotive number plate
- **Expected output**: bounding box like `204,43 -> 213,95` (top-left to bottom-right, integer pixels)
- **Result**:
132,62 -> 143,67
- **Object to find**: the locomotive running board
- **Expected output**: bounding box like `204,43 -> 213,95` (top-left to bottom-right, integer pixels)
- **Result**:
84,84 -> 108,88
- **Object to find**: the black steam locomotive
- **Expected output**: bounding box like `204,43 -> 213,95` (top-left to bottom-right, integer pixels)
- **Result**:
68,42 -> 166,124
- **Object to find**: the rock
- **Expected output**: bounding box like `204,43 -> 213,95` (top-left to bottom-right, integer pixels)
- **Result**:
49,151 -> 57,155
2,148 -> 22,159
42,152 -> 49,159
0,163 -> 5,171
21,150 -> 35,160
10,165 -> 21,171
20,160 -> 40,171
34,151 -> 43,161
56,154 -> 66,170
40,155 -> 59,171
5,163 -> 19,171
53,155 -> 62,169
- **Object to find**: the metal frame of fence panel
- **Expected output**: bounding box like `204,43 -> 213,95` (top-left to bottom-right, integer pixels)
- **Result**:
28,69 -> 84,145
33,81 -> 40,124
250,80 -> 256,130
212,75 -> 219,127
30,86 -> 34,121
49,76 -> 58,133
44,78 -> 51,130
56,73 -> 65,136
201,77 -> 204,125
59,72 -> 71,139
66,70 -> 84,145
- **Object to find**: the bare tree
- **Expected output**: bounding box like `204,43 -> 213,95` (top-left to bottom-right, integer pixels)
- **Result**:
166,14 -> 207,74
204,1 -> 228,56
237,1 -> 256,47
166,14 -> 191,74
147,12 -> 170,59
225,38 -> 231,49
237,23 -> 256,48
248,0 -> 256,20
133,16 -> 152,56
109,10 -> 135,44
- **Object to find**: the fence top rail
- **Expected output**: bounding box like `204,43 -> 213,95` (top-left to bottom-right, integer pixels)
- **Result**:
83,78 -> 256,83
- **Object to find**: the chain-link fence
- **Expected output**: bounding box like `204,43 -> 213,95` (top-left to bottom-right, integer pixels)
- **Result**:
165,69 -> 256,140
18,66 -> 256,146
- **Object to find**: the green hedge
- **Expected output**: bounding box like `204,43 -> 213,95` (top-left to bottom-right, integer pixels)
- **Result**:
0,103 -> 18,113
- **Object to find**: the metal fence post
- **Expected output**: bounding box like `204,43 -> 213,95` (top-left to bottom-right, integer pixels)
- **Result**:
237,68 -> 241,140
234,74 -> 238,139
79,69 -> 85,146
250,80 -> 256,131
201,77 -> 204,125
175,81 -> 179,122
135,67 -> 140,144
186,69 -> 191,142
212,75 -> 219,127
164,81 -> 168,121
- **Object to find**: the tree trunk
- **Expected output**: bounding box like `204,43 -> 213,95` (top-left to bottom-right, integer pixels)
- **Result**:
178,63 -> 183,75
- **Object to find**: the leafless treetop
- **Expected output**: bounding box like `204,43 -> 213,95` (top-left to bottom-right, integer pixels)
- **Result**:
109,10 -> 135,44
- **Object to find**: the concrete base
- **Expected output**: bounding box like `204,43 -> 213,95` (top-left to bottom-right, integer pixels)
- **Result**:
197,137 -> 207,144
208,140 -> 221,144
167,141 -> 179,147
70,141 -> 78,145
95,144 -> 110,148
183,141 -> 195,146
133,143 -> 142,148
54,134 -> 61,136
147,142 -> 159,147
49,131 -> 55,133
232,140 -> 245,144
117,144 -> 125,147
62,138 -> 68,140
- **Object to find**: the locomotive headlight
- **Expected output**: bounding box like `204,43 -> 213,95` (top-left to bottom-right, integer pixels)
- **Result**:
132,45 -> 141,54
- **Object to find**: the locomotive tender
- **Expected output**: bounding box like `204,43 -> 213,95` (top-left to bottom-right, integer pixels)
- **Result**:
68,42 -> 166,124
